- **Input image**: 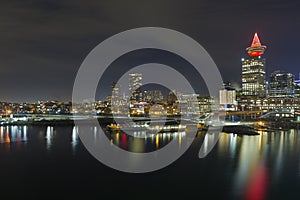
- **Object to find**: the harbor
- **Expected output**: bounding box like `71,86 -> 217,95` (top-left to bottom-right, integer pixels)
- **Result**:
0,111 -> 299,136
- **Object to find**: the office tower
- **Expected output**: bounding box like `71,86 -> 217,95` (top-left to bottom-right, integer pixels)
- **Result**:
144,90 -> 164,103
111,82 -> 121,105
128,73 -> 142,102
269,71 -> 294,97
294,74 -> 300,97
241,33 -> 267,99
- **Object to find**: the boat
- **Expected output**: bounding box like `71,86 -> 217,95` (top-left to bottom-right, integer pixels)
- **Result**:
106,121 -> 149,132
106,120 -> 187,133
106,123 -> 121,132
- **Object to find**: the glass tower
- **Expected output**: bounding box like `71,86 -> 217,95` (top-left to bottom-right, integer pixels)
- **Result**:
269,71 -> 294,97
128,73 -> 142,102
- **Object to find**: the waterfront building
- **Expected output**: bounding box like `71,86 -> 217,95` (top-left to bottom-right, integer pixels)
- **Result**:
237,97 -> 300,111
129,102 -> 149,117
295,75 -> 300,98
241,33 -> 267,99
178,94 -> 201,115
219,83 -> 237,111
269,71 -> 294,97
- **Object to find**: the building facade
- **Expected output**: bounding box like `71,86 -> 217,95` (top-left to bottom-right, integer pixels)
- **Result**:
269,71 -> 294,97
219,87 -> 237,111
241,33 -> 267,99
144,90 -> 164,103
295,76 -> 300,98
128,73 -> 142,102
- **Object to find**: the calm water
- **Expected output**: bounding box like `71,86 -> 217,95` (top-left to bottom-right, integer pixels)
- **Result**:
0,125 -> 300,199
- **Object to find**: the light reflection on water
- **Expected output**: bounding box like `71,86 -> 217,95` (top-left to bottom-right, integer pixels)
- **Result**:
0,125 -> 80,154
0,126 -> 28,144
46,126 -> 54,150
1,125 -> 300,199
107,129 -> 187,153
216,130 -> 300,200
72,126 -> 79,154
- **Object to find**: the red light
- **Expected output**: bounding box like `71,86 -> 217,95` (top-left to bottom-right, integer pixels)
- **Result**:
246,33 -> 266,57
245,164 -> 268,200
251,33 -> 262,47
249,51 -> 263,57
121,133 -> 127,149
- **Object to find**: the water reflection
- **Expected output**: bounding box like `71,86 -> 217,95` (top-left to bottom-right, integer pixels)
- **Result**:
43,126 -> 80,154
217,130 -> 300,200
1,124 -> 300,199
108,130 -> 187,153
199,132 -> 220,158
0,126 -> 28,144
230,133 -> 269,200
46,126 -> 54,150
72,126 -> 79,154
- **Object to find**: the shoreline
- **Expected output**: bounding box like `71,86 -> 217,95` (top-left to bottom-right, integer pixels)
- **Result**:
0,117 -> 299,135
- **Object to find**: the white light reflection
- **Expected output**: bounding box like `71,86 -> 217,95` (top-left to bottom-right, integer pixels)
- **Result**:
46,126 -> 53,151
201,132 -> 219,157
72,126 -> 79,154
0,126 -> 3,143
11,126 -> 17,142
230,134 -> 237,158
23,126 -> 28,142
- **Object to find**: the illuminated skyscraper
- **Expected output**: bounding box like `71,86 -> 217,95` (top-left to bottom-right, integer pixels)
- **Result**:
295,75 -> 300,97
144,90 -> 164,103
111,82 -> 121,104
269,71 -> 294,97
129,73 -> 142,102
241,33 -> 267,99
110,82 -> 123,114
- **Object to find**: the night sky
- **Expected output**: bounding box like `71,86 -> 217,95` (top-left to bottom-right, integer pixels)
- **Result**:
1,0 -> 300,102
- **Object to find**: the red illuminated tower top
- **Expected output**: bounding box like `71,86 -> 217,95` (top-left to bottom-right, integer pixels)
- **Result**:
246,32 -> 267,57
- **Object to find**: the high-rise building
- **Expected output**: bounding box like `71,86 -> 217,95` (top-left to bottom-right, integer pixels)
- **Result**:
241,33 -> 267,99
128,73 -> 142,102
178,94 -> 201,115
219,83 -> 236,111
269,71 -> 295,97
111,82 -> 121,103
144,90 -> 164,103
294,74 -> 300,98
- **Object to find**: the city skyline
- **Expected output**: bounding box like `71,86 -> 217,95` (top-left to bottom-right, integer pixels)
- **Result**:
1,0 -> 300,102
0,62 -> 299,105
2,1 -> 300,198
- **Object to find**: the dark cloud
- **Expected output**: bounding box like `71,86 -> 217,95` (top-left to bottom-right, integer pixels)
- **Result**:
0,0 -> 299,102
